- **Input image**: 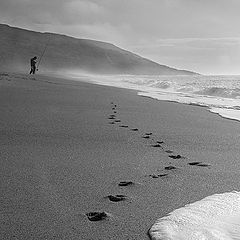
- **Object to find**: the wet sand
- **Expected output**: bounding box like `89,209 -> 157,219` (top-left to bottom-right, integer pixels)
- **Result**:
1,73 -> 240,239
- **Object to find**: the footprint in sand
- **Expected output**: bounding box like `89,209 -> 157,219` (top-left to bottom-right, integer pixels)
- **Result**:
131,128 -> 139,131
118,181 -> 134,186
149,174 -> 159,179
142,135 -> 150,139
149,174 -> 168,179
151,144 -> 163,148
106,195 -> 127,202
188,162 -> 210,167
143,133 -> 153,138
119,125 -> 128,128
165,166 -> 177,170
156,141 -> 164,144
197,163 -> 211,167
158,174 -> 168,177
145,133 -> 153,136
168,155 -> 183,159
188,162 -> 201,165
86,212 -> 109,221
114,120 -> 121,123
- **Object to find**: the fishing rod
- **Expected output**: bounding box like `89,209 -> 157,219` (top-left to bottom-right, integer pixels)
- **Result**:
37,36 -> 50,71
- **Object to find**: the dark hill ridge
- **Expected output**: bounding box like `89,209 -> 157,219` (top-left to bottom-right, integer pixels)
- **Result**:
0,24 -> 197,75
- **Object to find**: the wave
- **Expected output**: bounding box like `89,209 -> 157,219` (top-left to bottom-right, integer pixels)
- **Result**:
124,77 -> 240,99
194,87 -> 240,99
149,191 -> 240,240
122,75 -> 240,122
152,81 -> 171,89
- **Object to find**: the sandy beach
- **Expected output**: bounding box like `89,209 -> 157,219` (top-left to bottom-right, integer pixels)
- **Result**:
1,72 -> 240,239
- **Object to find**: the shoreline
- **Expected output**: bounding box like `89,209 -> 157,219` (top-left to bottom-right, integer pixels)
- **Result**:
75,73 -> 240,124
140,94 -> 240,124
1,73 -> 240,239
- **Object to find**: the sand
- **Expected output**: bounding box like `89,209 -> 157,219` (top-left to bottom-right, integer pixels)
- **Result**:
1,72 -> 240,239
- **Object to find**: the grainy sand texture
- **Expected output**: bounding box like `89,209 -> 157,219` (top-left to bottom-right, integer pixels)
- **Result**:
1,73 -> 240,239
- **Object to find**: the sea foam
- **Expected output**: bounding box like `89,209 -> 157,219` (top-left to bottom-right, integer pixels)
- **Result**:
149,191 -> 240,240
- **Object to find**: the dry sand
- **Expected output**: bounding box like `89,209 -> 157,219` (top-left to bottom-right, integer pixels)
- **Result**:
1,73 -> 240,239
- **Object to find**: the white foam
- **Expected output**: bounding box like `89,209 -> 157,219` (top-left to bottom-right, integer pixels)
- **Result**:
149,191 -> 240,240
209,108 -> 240,122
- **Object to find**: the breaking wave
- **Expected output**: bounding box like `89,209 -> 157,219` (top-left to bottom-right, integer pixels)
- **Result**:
194,87 -> 240,99
149,191 -> 240,240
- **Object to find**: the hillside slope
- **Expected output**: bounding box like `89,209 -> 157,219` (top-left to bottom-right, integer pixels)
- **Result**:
0,24 -> 197,75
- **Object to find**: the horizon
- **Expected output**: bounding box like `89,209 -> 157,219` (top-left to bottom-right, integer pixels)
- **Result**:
1,0 -> 240,75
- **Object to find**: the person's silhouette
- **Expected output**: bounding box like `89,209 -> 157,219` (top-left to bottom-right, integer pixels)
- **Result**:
29,56 -> 37,74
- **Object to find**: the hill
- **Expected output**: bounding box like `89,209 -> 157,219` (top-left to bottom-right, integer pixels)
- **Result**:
0,24 -> 197,75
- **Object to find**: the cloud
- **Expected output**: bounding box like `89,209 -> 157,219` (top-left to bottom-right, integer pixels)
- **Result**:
1,0 -> 240,74
129,37 -> 240,74
0,0 -> 133,45
2,0 -> 240,42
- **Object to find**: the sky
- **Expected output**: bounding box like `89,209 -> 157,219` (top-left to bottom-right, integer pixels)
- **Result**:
1,0 -> 240,75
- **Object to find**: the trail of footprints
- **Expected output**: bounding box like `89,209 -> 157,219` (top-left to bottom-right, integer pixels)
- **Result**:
108,101 -> 211,169
86,102 -> 211,221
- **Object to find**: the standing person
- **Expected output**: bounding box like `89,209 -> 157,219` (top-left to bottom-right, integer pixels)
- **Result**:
29,56 -> 37,74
